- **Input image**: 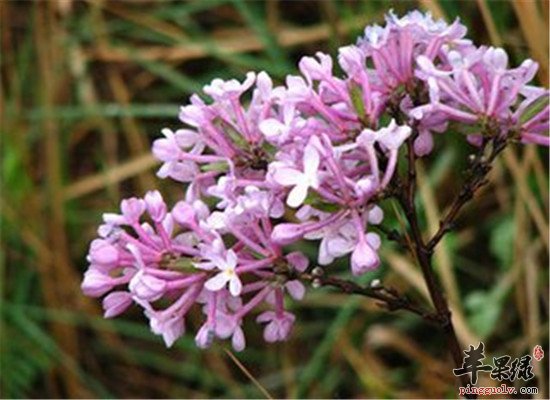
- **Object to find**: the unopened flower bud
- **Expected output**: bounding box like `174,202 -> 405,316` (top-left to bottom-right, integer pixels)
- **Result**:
312,266 -> 324,276
370,279 -> 382,289
144,190 -> 167,222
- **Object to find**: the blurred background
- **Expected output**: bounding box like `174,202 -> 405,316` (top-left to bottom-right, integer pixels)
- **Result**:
1,0 -> 548,398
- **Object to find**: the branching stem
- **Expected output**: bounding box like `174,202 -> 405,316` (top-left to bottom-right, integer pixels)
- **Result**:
288,269 -> 442,323
427,137 -> 508,251
395,128 -> 508,398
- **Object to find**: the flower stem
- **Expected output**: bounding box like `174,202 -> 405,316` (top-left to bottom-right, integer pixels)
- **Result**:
396,128 -> 493,398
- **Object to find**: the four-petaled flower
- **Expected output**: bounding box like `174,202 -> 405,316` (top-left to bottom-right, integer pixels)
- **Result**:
271,139 -> 321,208
202,250 -> 242,296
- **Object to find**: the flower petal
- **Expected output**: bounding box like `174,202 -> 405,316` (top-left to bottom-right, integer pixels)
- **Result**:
228,276 -> 243,296
205,273 -> 229,292
259,119 -> 285,138
226,250 -> 238,270
303,142 -> 320,177
287,183 -> 309,208
286,280 -> 305,300
272,166 -> 303,186
232,327 -> 246,351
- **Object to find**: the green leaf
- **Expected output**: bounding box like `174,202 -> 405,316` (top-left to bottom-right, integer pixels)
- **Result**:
349,83 -> 366,120
519,94 -> 549,124
489,216 -> 515,268
464,290 -> 504,338
201,162 -> 228,172
303,191 -> 341,213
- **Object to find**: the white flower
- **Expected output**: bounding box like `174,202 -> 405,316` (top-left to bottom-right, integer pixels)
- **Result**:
357,119 -> 412,151
203,72 -> 256,101
270,139 -> 321,208
203,250 -> 242,296
259,104 -> 297,143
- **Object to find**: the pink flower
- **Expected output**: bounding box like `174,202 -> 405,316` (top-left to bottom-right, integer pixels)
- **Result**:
82,9 -> 549,353
358,119 -> 412,151
81,269 -> 118,297
305,219 -> 357,265
259,104 -> 303,144
284,75 -> 312,102
299,52 -> 333,83
129,269 -> 167,301
102,291 -> 133,318
172,199 -> 209,228
338,45 -> 366,76
149,313 -> 186,348
179,94 -> 210,127
257,311 -> 296,342
412,46 -> 542,142
120,198 -> 145,224
271,223 -> 309,245
87,239 -> 119,269
286,251 -> 309,272
351,235 -> 381,275
357,119 -> 412,188
203,72 -> 256,101
215,313 -> 247,352
195,324 -> 215,349
143,190 -> 167,222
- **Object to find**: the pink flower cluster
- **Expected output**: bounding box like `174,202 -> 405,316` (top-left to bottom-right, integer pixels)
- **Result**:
82,10 -> 549,350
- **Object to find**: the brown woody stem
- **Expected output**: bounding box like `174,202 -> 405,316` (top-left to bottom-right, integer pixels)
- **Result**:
286,269 -> 441,322
393,130 -> 508,398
